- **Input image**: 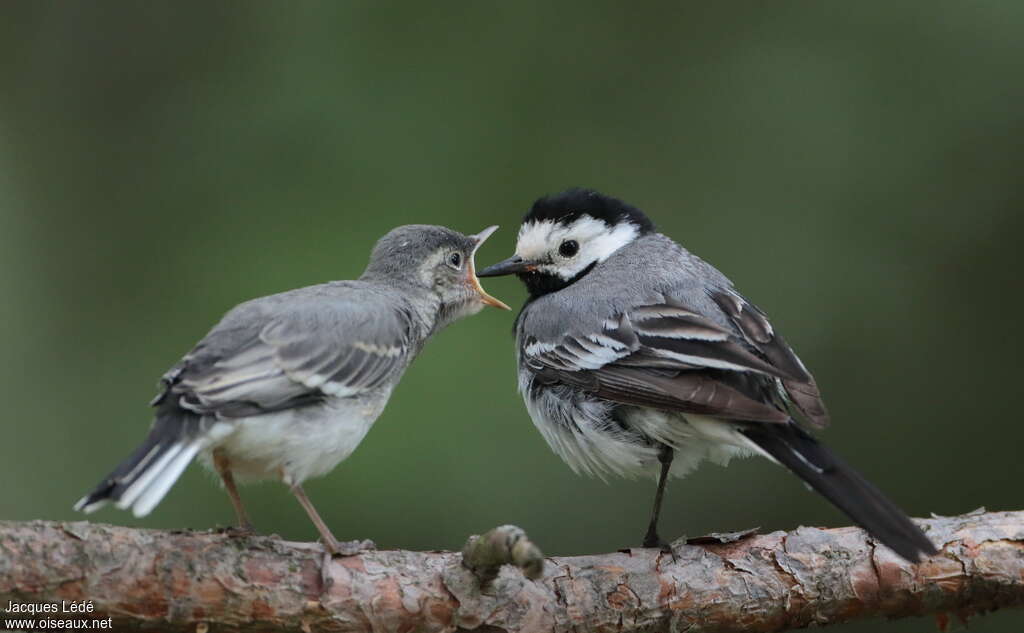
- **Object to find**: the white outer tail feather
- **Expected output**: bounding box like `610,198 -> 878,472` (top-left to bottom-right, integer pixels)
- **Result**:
73,496 -> 107,514
114,444 -> 185,511
101,441 -> 201,518
74,421 -> 236,517
130,441 -> 200,517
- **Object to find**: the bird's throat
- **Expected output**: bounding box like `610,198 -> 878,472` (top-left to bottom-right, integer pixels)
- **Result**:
519,261 -> 597,298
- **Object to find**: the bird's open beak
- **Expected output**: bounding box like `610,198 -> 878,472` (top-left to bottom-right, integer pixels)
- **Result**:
477,254 -> 535,277
468,226 -> 511,310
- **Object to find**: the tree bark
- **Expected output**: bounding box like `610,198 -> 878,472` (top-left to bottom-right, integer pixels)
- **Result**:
1,510 -> 1021,632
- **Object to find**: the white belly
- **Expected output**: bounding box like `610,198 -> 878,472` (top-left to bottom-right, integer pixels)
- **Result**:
624,409 -> 765,477
198,394 -> 388,485
528,405 -> 760,482
521,369 -> 764,482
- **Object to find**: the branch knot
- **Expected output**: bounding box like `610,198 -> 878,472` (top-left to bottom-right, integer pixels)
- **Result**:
461,524 -> 545,583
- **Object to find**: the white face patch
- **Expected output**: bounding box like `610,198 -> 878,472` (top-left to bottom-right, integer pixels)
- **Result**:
417,247 -> 450,287
515,215 -> 639,280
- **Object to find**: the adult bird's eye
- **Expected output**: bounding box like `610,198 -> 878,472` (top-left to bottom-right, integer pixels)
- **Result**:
558,240 -> 579,257
448,252 -> 462,268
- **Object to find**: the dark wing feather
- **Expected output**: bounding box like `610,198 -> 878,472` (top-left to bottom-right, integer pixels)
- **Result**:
629,300 -> 801,379
708,288 -> 829,427
521,292 -> 823,425
537,364 -> 788,422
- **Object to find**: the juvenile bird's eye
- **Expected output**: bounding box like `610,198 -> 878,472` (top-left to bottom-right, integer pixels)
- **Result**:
558,240 -> 579,258
448,252 -> 462,268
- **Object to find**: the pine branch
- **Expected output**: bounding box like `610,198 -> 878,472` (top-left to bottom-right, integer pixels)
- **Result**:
1,510 -> 1021,632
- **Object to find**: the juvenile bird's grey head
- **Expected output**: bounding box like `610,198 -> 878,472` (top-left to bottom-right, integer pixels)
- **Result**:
478,188 -> 654,297
361,224 -> 509,323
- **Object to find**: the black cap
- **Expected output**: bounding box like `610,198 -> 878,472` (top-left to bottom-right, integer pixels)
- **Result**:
524,188 -> 655,233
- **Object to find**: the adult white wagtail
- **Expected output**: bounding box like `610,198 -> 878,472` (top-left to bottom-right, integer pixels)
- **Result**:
75,224 -> 509,554
478,188 -> 936,562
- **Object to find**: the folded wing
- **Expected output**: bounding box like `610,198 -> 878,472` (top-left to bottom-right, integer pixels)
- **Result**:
156,294 -> 414,419
521,287 -> 828,427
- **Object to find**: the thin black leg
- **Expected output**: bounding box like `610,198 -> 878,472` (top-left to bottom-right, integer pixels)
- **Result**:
642,444 -> 674,550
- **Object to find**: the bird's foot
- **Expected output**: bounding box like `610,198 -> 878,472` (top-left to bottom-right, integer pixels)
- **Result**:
642,532 -> 679,562
318,539 -> 376,596
643,536 -> 672,551
220,522 -> 257,537
322,537 -> 376,557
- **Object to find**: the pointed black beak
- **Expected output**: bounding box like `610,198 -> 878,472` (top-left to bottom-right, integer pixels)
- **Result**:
477,255 -> 535,277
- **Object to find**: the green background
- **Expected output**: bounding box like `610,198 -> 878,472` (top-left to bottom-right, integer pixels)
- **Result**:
2,3 -> 1021,631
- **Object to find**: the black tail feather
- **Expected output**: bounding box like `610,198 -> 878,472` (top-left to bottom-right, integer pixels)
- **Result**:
74,408 -> 196,513
741,422 -> 937,562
